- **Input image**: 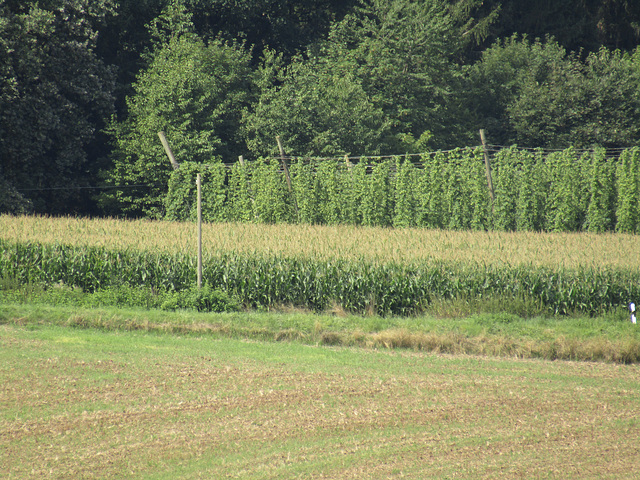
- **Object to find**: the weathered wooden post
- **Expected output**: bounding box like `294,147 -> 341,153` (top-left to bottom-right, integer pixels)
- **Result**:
479,129 -> 495,206
275,135 -> 298,215
196,173 -> 202,289
158,131 -> 180,170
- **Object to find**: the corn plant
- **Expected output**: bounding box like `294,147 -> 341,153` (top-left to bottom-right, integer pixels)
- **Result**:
3,239 -> 638,317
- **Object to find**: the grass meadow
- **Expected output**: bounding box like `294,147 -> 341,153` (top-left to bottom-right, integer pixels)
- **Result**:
2,323 -> 639,479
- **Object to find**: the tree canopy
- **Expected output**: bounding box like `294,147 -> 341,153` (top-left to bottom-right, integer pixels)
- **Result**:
0,0 -> 115,214
1,0 -> 640,216
100,2 -> 254,217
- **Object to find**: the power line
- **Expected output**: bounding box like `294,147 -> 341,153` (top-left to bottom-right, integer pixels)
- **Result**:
16,183 -> 165,193
13,145 -> 639,193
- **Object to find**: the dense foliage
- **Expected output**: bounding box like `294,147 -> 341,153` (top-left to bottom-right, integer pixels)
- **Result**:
1,239 -> 637,317
2,0 -> 640,218
162,147 -> 640,233
472,36 -> 640,148
0,0 -> 116,214
100,3 -> 254,217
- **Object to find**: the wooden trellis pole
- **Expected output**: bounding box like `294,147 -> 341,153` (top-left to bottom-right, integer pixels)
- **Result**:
158,131 -> 180,170
479,129 -> 495,205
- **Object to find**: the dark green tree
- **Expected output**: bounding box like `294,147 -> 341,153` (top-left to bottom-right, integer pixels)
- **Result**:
467,0 -> 640,54
244,0 -> 495,157
0,0 -> 116,214
101,2 -> 254,217
470,35 -> 640,148
243,49 -> 392,158
187,0 -> 358,60
321,0 -> 473,149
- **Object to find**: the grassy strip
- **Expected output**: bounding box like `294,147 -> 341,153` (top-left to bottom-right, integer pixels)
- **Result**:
2,302 -> 639,363
2,324 -> 640,479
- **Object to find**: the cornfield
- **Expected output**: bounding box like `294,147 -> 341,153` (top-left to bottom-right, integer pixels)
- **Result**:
1,215 -> 638,316
2,215 -> 638,269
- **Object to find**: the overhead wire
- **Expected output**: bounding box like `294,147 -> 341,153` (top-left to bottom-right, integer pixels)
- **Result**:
15,183 -> 166,193
11,144 -> 638,193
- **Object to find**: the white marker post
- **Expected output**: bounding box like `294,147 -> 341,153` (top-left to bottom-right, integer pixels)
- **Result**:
630,303 -> 637,324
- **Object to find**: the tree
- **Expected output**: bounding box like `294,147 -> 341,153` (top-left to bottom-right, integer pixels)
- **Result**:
575,47 -> 640,147
470,35 -> 640,148
469,35 -> 572,146
101,2 -> 254,217
321,0 -> 472,149
243,50 -> 393,157
469,0 -> 640,54
244,0 -> 492,156
187,0 -> 358,60
508,46 -> 640,148
0,0 -> 116,214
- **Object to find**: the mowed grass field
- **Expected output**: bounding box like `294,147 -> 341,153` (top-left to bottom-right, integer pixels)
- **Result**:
2,324 -> 639,479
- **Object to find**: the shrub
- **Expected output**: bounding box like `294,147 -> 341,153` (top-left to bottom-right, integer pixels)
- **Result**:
161,284 -> 240,312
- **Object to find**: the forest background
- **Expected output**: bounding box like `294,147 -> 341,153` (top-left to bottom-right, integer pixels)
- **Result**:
1,0 -> 640,220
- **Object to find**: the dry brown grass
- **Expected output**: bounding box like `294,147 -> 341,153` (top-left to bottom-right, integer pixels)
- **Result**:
2,324 -> 639,479
2,214 -> 640,270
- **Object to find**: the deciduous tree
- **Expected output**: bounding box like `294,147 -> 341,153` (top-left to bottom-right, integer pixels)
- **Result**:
101,2 -> 254,217
0,0 -> 116,214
